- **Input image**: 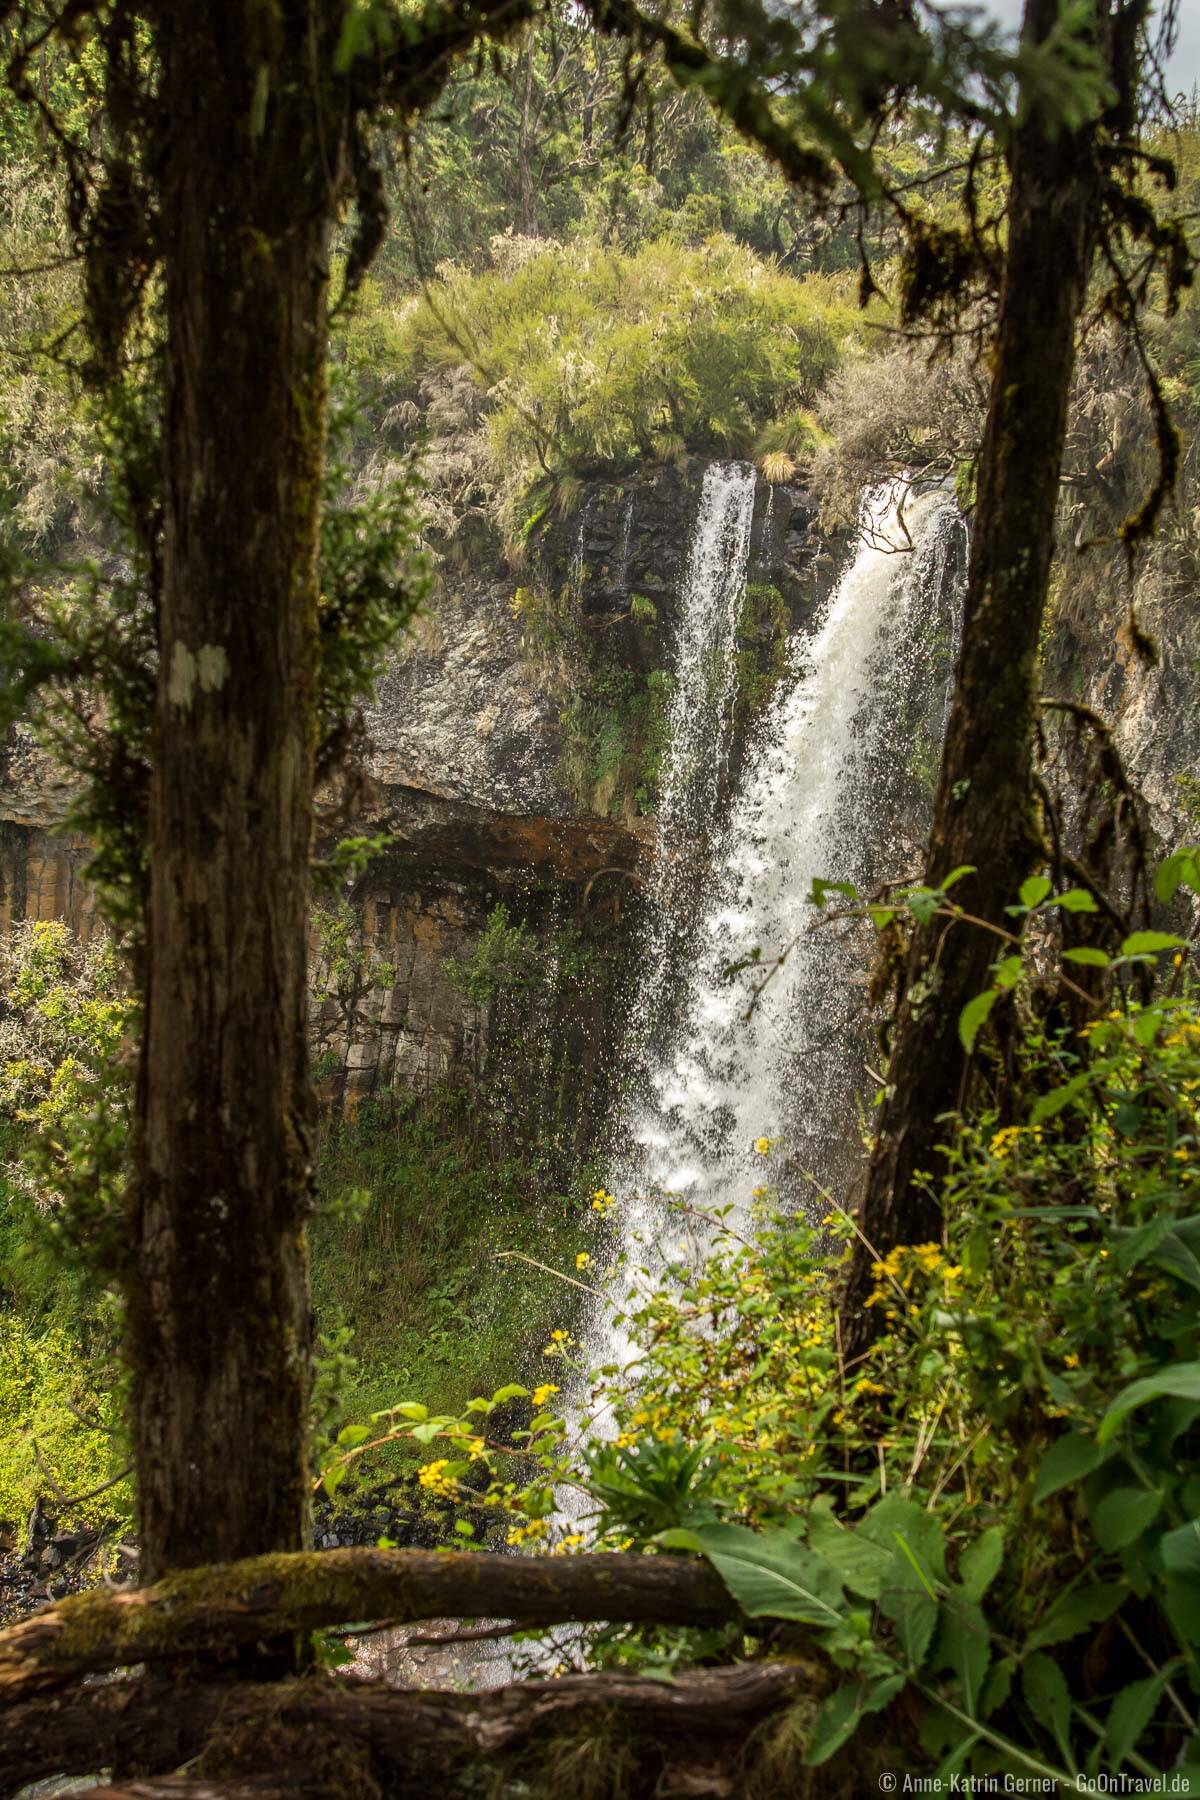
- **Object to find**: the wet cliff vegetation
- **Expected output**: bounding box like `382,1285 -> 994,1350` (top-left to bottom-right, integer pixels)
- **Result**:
0,0 -> 1198,1794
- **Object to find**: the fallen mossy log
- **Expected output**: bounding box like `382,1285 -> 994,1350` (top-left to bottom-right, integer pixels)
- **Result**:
0,1547 -> 739,1701
9,1661 -> 830,1798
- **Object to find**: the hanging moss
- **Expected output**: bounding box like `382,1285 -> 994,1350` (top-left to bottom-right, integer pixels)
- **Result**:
732,580 -> 790,732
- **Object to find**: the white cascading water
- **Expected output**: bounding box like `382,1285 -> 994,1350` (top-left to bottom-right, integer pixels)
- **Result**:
588,475 -> 965,1370
656,461 -> 758,841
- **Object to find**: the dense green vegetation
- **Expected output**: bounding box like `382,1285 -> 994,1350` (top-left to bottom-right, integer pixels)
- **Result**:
310,1095 -> 589,1478
0,915 -> 601,1537
328,857 -> 1200,1779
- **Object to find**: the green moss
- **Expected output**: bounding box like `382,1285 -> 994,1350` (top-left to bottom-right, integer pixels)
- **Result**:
557,663 -> 676,820
732,581 -> 790,731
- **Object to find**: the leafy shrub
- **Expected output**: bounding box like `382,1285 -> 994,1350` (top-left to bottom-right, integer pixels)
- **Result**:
444,904 -> 540,1007
0,919 -> 133,1303
385,236 -> 864,534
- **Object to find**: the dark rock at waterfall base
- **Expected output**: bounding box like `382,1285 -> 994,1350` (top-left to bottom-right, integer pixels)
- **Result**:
0,1507 -> 134,1625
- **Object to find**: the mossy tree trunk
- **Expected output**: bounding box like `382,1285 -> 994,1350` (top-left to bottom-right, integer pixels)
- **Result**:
128,2 -> 346,1584
841,0 -> 1129,1351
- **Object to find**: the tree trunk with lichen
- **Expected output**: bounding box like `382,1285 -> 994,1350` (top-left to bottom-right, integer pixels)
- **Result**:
841,0 -> 1117,1352
128,3 -> 344,1586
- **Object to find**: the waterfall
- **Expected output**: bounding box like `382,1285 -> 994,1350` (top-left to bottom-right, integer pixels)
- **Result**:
616,461 -> 758,1091
656,461 -> 757,845
591,477 -> 965,1366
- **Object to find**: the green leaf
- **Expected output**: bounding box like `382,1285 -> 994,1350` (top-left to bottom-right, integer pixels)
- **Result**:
809,878 -> 858,909
1112,1216 -> 1175,1272
879,1579 -> 939,1670
1098,1363 -> 1200,1445
1155,847 -> 1200,904
941,865 -> 977,891
959,989 -> 998,1053
1149,1232 -> 1200,1296
1030,1072 -> 1091,1124
1063,946 -> 1111,967
980,1655 -> 1015,1719
1026,1583 -> 1125,1652
1089,1487 -> 1162,1552
905,886 -> 939,926
1161,1520 -> 1200,1579
808,1501 -> 893,1599
959,1527 -> 1004,1601
861,1495 -> 947,1581
391,1402 -> 428,1421
653,1527 -> 703,1552
1166,1577 -> 1200,1646
993,955 -> 1024,991
1119,930 -> 1187,957
804,1672 -> 907,1766
689,1524 -> 844,1624
1113,1100 -> 1144,1137
1022,1652 -> 1071,1754
934,1591 -> 991,1715
1105,1667 -> 1175,1770
336,1423 -> 371,1449
1019,875 -> 1053,909
1055,888 -> 1100,913
868,906 -> 895,929
490,1384 -> 530,1404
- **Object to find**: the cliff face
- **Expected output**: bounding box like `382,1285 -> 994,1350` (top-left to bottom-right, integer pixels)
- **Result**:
1047,563 -> 1200,851
0,457 -> 828,1149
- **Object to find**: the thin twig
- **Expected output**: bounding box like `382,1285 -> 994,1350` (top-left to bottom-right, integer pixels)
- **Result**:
494,1249 -> 601,1295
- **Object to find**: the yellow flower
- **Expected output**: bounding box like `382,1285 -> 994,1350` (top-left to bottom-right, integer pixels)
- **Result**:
507,1518 -> 548,1546
417,1458 -> 456,1497
532,1384 -> 559,1407
1063,1353 -> 1080,1369
754,1137 -> 771,1155
576,1252 -> 591,1269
